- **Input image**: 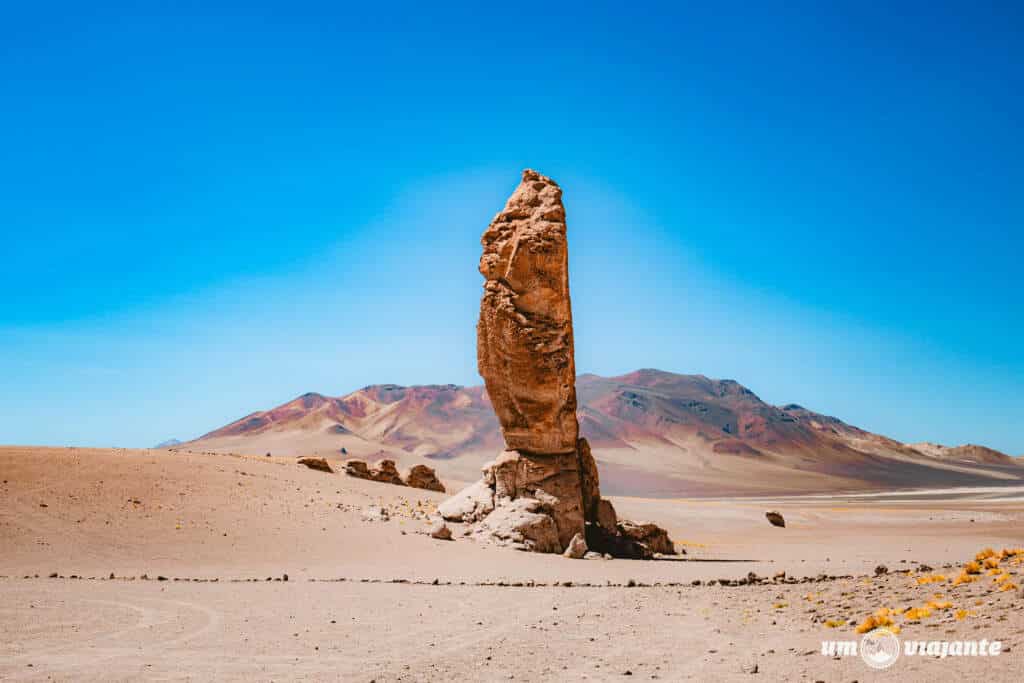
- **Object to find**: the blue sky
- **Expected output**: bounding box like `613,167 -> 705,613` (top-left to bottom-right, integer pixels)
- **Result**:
1,2 -> 1021,454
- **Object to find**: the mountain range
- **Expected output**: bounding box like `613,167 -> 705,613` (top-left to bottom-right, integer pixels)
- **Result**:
185,369 -> 1022,497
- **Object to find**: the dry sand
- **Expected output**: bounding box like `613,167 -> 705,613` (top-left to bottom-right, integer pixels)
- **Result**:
2,446 -> 1023,681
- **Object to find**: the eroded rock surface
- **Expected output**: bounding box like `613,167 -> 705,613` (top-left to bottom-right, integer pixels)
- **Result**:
344,459 -> 405,486
439,169 -> 676,558
297,457 -> 333,473
477,169 -> 578,455
404,464 -> 445,492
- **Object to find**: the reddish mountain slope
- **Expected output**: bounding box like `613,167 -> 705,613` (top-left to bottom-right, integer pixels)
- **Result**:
189,370 -> 1021,496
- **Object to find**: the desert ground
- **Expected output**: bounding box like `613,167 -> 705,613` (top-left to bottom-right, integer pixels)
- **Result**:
2,446 -> 1023,681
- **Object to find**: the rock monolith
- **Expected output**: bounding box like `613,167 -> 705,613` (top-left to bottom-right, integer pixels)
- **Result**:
440,169 -> 675,558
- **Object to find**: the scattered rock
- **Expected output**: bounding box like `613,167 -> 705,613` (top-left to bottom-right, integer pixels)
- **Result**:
875,564 -> 889,576
372,460 -> 405,486
344,459 -> 405,486
765,511 -> 785,528
297,457 -> 333,473
429,523 -> 453,541
345,460 -> 371,478
563,533 -> 588,559
361,506 -> 390,522
404,464 -> 445,492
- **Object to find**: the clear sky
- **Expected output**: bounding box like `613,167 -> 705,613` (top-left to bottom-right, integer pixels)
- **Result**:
1,2 -> 1021,454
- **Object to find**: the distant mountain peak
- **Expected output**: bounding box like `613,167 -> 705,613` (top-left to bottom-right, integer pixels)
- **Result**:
187,368 -> 1022,495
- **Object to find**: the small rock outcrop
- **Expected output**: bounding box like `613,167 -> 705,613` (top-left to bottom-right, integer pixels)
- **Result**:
617,520 -> 676,555
404,464 -> 446,492
429,522 -> 453,540
297,457 -> 333,473
344,459 -> 406,486
766,511 -> 786,528
439,169 -> 675,558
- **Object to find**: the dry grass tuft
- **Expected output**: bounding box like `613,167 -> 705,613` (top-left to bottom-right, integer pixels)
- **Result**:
855,608 -> 896,634
952,572 -> 977,586
916,574 -> 946,585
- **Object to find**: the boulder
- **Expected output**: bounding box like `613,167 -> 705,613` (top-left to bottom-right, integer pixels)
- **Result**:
563,532 -> 588,559
345,460 -> 371,478
766,511 -> 786,528
429,522 -> 453,541
371,459 -> 405,486
297,457 -> 333,473
474,497 -> 561,554
438,480 -> 494,523
486,449 -> 584,549
404,464 -> 445,492
585,523 -> 653,560
344,458 -> 405,486
617,520 -> 675,555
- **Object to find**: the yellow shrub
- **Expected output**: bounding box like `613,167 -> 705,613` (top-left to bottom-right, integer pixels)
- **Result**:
916,574 -> 947,585
925,599 -> 952,610
856,613 -> 895,634
824,619 -> 845,628
999,582 -> 1019,592
976,548 -> 997,561
964,561 -> 982,575
952,572 -> 977,586
903,606 -> 933,621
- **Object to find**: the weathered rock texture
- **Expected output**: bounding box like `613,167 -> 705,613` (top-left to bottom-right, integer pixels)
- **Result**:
477,169 -> 578,455
404,464 -> 446,492
344,459 -> 405,486
440,169 -> 675,558
297,457 -> 333,473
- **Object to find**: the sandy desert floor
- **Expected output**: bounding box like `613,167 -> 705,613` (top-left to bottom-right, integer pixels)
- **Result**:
2,446 -> 1023,681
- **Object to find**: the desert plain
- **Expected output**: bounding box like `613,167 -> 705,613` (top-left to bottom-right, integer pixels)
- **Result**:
2,445 -> 1023,681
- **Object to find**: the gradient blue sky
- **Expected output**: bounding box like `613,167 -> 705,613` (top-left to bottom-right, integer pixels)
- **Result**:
1,2 -> 1021,454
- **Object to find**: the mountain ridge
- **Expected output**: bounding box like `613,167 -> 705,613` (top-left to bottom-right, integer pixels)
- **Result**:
188,369 -> 1021,496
